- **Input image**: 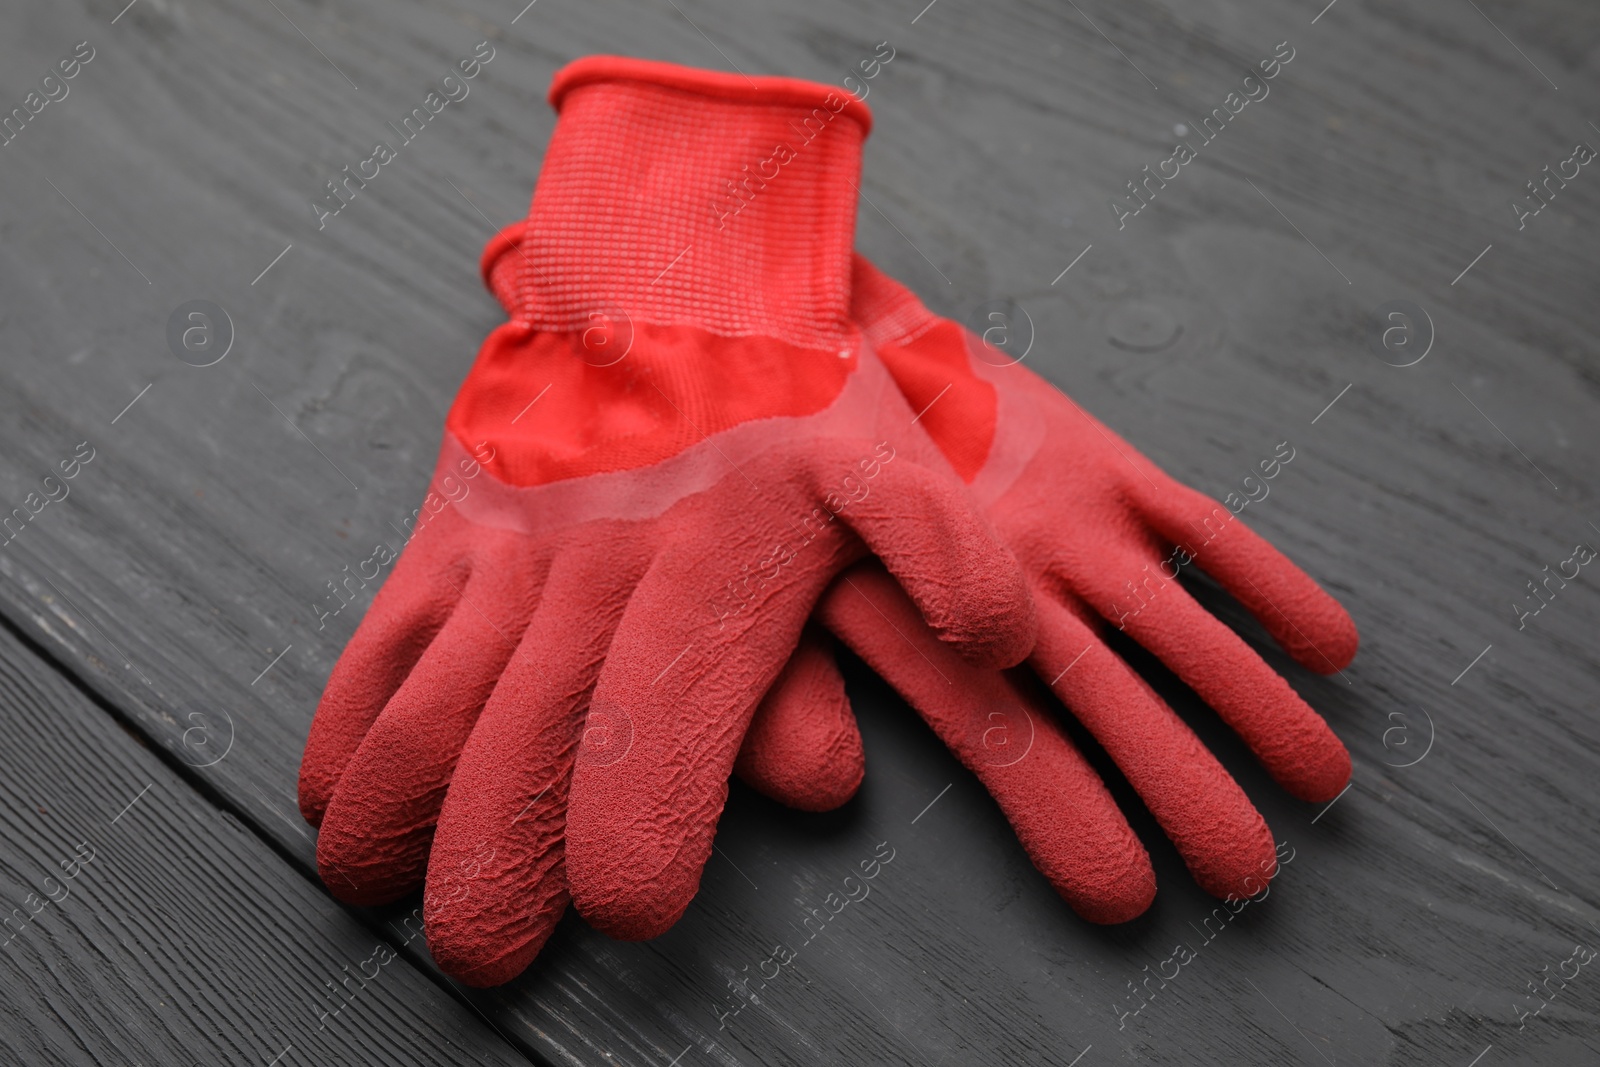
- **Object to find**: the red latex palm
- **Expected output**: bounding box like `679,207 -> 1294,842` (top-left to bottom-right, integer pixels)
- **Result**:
739,259 -> 1356,920
297,60 -> 1033,985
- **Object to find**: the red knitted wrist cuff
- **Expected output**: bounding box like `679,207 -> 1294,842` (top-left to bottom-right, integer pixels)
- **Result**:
499,57 -> 870,351
548,56 -> 872,134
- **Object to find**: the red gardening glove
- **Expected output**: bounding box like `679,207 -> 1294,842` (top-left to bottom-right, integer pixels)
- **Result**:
297,59 -> 1036,985
739,257 -> 1357,918
742,613 -> 1158,921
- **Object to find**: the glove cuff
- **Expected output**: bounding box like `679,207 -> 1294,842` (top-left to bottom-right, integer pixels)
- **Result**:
547,57 -> 872,132
495,56 -> 870,353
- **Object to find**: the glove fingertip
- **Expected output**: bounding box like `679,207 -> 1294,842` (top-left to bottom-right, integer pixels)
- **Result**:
834,456 -> 1036,670
924,553 -> 1037,669
297,762 -> 335,828
575,884 -> 693,942
1068,847 -> 1157,925
1288,740 -> 1352,804
445,955 -> 540,989
737,629 -> 864,812
427,901 -> 563,987
315,839 -> 414,908
1182,804 -> 1279,902
1300,602 -> 1359,675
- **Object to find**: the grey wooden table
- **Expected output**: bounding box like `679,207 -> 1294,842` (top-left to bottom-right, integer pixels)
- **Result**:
2,0 -> 1598,1064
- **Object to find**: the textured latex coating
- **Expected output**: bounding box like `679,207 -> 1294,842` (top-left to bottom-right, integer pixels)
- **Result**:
740,258 -> 1358,915
298,61 -> 1034,985
736,626 -> 864,813
819,565 -> 1156,923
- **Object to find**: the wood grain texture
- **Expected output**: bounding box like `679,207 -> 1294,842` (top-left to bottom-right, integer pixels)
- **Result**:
0,614 -> 525,1065
1,0 -> 1599,1063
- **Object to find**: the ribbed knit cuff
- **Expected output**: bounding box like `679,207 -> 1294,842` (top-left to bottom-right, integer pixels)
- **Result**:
495,56 -> 871,352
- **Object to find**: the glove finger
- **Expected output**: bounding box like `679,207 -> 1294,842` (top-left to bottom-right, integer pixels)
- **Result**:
818,562 -> 1155,924
1136,476 -> 1358,674
426,538 -> 644,987
566,492 -> 840,940
567,430 -> 1034,939
735,624 -> 864,813
317,544 -> 543,906
1078,549 -> 1350,803
831,449 -> 1035,669
1028,596 -> 1277,900
299,516 -> 468,826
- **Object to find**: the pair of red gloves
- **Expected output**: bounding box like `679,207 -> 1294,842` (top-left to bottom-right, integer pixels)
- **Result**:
297,57 -> 1356,987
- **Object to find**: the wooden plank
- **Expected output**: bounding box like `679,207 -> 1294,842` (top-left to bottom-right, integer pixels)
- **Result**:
0,615 -> 526,1065
0,0 -> 1598,1063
